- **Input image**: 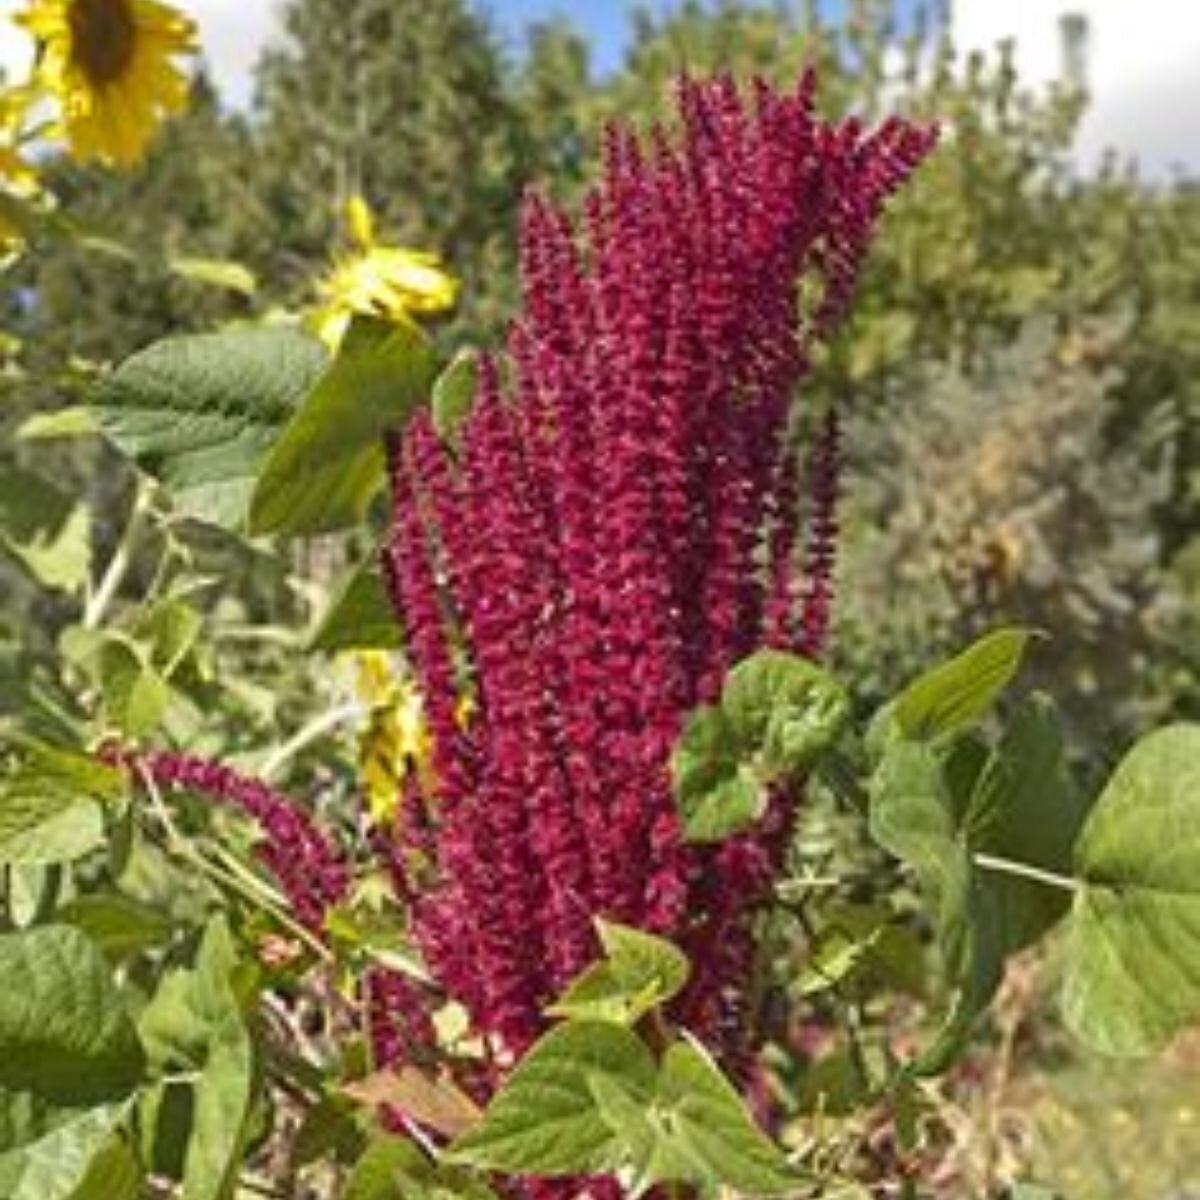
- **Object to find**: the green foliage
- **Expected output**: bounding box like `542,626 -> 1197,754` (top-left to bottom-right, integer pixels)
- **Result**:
2,4 -> 1198,1198
1062,724 -> 1200,1055
344,1135 -> 501,1200
447,1020 -> 658,1176
0,1102 -> 130,1200
548,918 -> 690,1026
449,1016 -> 800,1197
137,916 -> 256,1200
92,326 -> 327,528
0,465 -> 92,594
603,1038 -> 802,1198
430,349 -> 479,448
673,649 -> 849,842
0,746 -> 120,866
308,552 -> 401,653
0,925 -> 144,1103
867,631 -> 1200,1072
889,627 -> 1032,741
249,317 -> 434,535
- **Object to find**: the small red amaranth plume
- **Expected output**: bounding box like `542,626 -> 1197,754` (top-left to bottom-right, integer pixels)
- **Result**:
103,746 -> 351,931
380,68 -> 936,1093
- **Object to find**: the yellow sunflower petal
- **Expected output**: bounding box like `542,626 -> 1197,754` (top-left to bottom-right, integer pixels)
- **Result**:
15,0 -> 196,166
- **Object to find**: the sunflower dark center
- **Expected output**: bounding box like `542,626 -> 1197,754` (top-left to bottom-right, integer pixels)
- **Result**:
69,0 -> 137,85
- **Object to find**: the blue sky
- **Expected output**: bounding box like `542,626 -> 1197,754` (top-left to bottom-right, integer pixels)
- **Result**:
483,1 -> 922,75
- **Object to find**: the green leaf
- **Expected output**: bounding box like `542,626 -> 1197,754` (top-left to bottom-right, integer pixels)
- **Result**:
969,694 -> 1088,953
0,926 -> 144,1104
431,350 -> 478,447
59,628 -> 170,737
868,738 -> 1005,1072
548,918 -> 690,1025
0,465 -> 91,593
869,694 -> 1085,1072
290,1095 -> 362,1171
1062,724 -> 1200,1056
0,1103 -> 127,1200
66,1135 -> 141,1200
345,1134 -> 501,1200
446,1020 -> 657,1176
136,598 -> 204,679
57,894 -> 176,960
722,650 -> 850,776
671,706 -> 762,843
309,552 -> 402,653
0,749 -> 107,865
16,407 -> 99,441
166,256 -> 257,295
796,916 -> 884,998
249,316 -> 435,536
892,628 -> 1032,741
794,1051 -> 865,1116
92,326 -> 327,528
673,650 -> 848,843
617,1038 -> 801,1197
137,916 -> 255,1200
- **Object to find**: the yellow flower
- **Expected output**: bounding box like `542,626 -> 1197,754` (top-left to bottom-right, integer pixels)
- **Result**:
0,87 -> 38,187
1,87 -> 41,256
15,0 -> 197,166
352,653 -> 437,825
313,195 -> 458,348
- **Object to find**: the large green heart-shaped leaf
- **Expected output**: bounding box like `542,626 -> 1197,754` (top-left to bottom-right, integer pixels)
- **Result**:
92,326 -> 327,528
1062,723 -> 1200,1056
585,1036 -> 800,1197
446,1020 -> 657,1176
249,317 -> 435,536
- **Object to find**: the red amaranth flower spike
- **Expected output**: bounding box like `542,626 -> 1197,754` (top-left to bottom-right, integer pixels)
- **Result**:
380,66 -> 937,1114
105,745 -> 349,932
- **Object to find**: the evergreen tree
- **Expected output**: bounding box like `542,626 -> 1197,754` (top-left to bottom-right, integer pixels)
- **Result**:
16,75 -> 264,367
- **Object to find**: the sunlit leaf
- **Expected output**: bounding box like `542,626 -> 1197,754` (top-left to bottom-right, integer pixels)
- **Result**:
548,918 -> 690,1025
1062,724 -> 1200,1056
92,326 -> 327,528
446,1020 -> 657,1176
0,926 -> 144,1104
249,316 -> 435,536
892,627 -> 1032,741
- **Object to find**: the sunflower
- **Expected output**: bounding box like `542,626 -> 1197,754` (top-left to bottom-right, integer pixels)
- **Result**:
313,195 -> 459,348
15,0 -> 197,166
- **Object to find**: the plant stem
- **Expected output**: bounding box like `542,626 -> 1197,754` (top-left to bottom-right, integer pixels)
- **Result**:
972,852 -> 1082,894
83,481 -> 151,629
260,701 -> 365,780
138,767 -> 332,962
